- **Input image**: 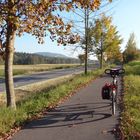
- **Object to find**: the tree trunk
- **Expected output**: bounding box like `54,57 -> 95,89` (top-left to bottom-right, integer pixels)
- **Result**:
84,8 -> 89,75
100,36 -> 103,69
100,51 -> 103,69
5,28 -> 16,109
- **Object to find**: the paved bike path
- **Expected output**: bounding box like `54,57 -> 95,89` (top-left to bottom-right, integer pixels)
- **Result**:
12,75 -> 122,140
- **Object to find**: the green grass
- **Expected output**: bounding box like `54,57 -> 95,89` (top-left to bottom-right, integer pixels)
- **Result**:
125,61 -> 140,75
120,61 -> 140,139
0,68 -> 104,138
127,61 -> 140,66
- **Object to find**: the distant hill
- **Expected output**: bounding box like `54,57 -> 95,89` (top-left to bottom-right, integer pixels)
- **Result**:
35,52 -> 69,58
9,52 -> 80,65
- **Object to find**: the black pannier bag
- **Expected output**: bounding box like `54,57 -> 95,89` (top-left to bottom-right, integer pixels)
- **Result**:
101,84 -> 111,99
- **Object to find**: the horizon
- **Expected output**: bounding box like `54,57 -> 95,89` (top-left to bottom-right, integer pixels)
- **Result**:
14,51 -> 98,60
15,50 -> 76,58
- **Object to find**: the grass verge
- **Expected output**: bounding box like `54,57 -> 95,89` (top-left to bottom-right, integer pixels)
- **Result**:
0,68 -> 104,139
120,61 -> 140,139
0,74 -> 77,104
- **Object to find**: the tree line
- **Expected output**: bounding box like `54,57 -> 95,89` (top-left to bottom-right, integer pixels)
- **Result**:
0,52 -> 80,65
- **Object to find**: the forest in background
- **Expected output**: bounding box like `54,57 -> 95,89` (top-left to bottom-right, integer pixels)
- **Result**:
0,52 -> 81,65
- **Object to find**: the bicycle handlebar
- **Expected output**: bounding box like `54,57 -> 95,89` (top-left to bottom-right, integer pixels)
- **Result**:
105,68 -> 125,77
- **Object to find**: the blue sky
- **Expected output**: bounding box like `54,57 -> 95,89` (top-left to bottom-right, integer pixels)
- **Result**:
112,0 -> 140,51
15,0 -> 140,58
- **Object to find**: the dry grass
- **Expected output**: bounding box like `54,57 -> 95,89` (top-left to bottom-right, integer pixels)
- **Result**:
15,74 -> 76,102
0,64 -> 80,77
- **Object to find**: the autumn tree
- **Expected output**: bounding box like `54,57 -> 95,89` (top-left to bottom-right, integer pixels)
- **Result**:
0,0 -> 107,109
105,31 -> 123,64
123,33 -> 139,63
59,0 -> 113,74
89,14 -> 122,68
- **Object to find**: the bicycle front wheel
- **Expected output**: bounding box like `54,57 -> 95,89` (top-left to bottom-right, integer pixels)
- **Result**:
112,90 -> 116,115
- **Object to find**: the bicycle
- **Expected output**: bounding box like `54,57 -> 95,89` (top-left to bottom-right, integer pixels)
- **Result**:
102,68 -> 125,115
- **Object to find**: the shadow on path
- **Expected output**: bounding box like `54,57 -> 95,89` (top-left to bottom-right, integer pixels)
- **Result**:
25,102 -> 112,129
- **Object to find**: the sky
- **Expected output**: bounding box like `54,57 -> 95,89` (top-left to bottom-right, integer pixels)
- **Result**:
15,0 -> 140,58
112,0 -> 140,51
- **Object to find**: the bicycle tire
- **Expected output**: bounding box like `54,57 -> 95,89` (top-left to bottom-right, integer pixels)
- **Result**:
114,80 -> 118,103
112,90 -> 116,115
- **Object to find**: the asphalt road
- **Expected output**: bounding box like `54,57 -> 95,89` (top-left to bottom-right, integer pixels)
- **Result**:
0,66 -> 96,92
12,74 -> 123,140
